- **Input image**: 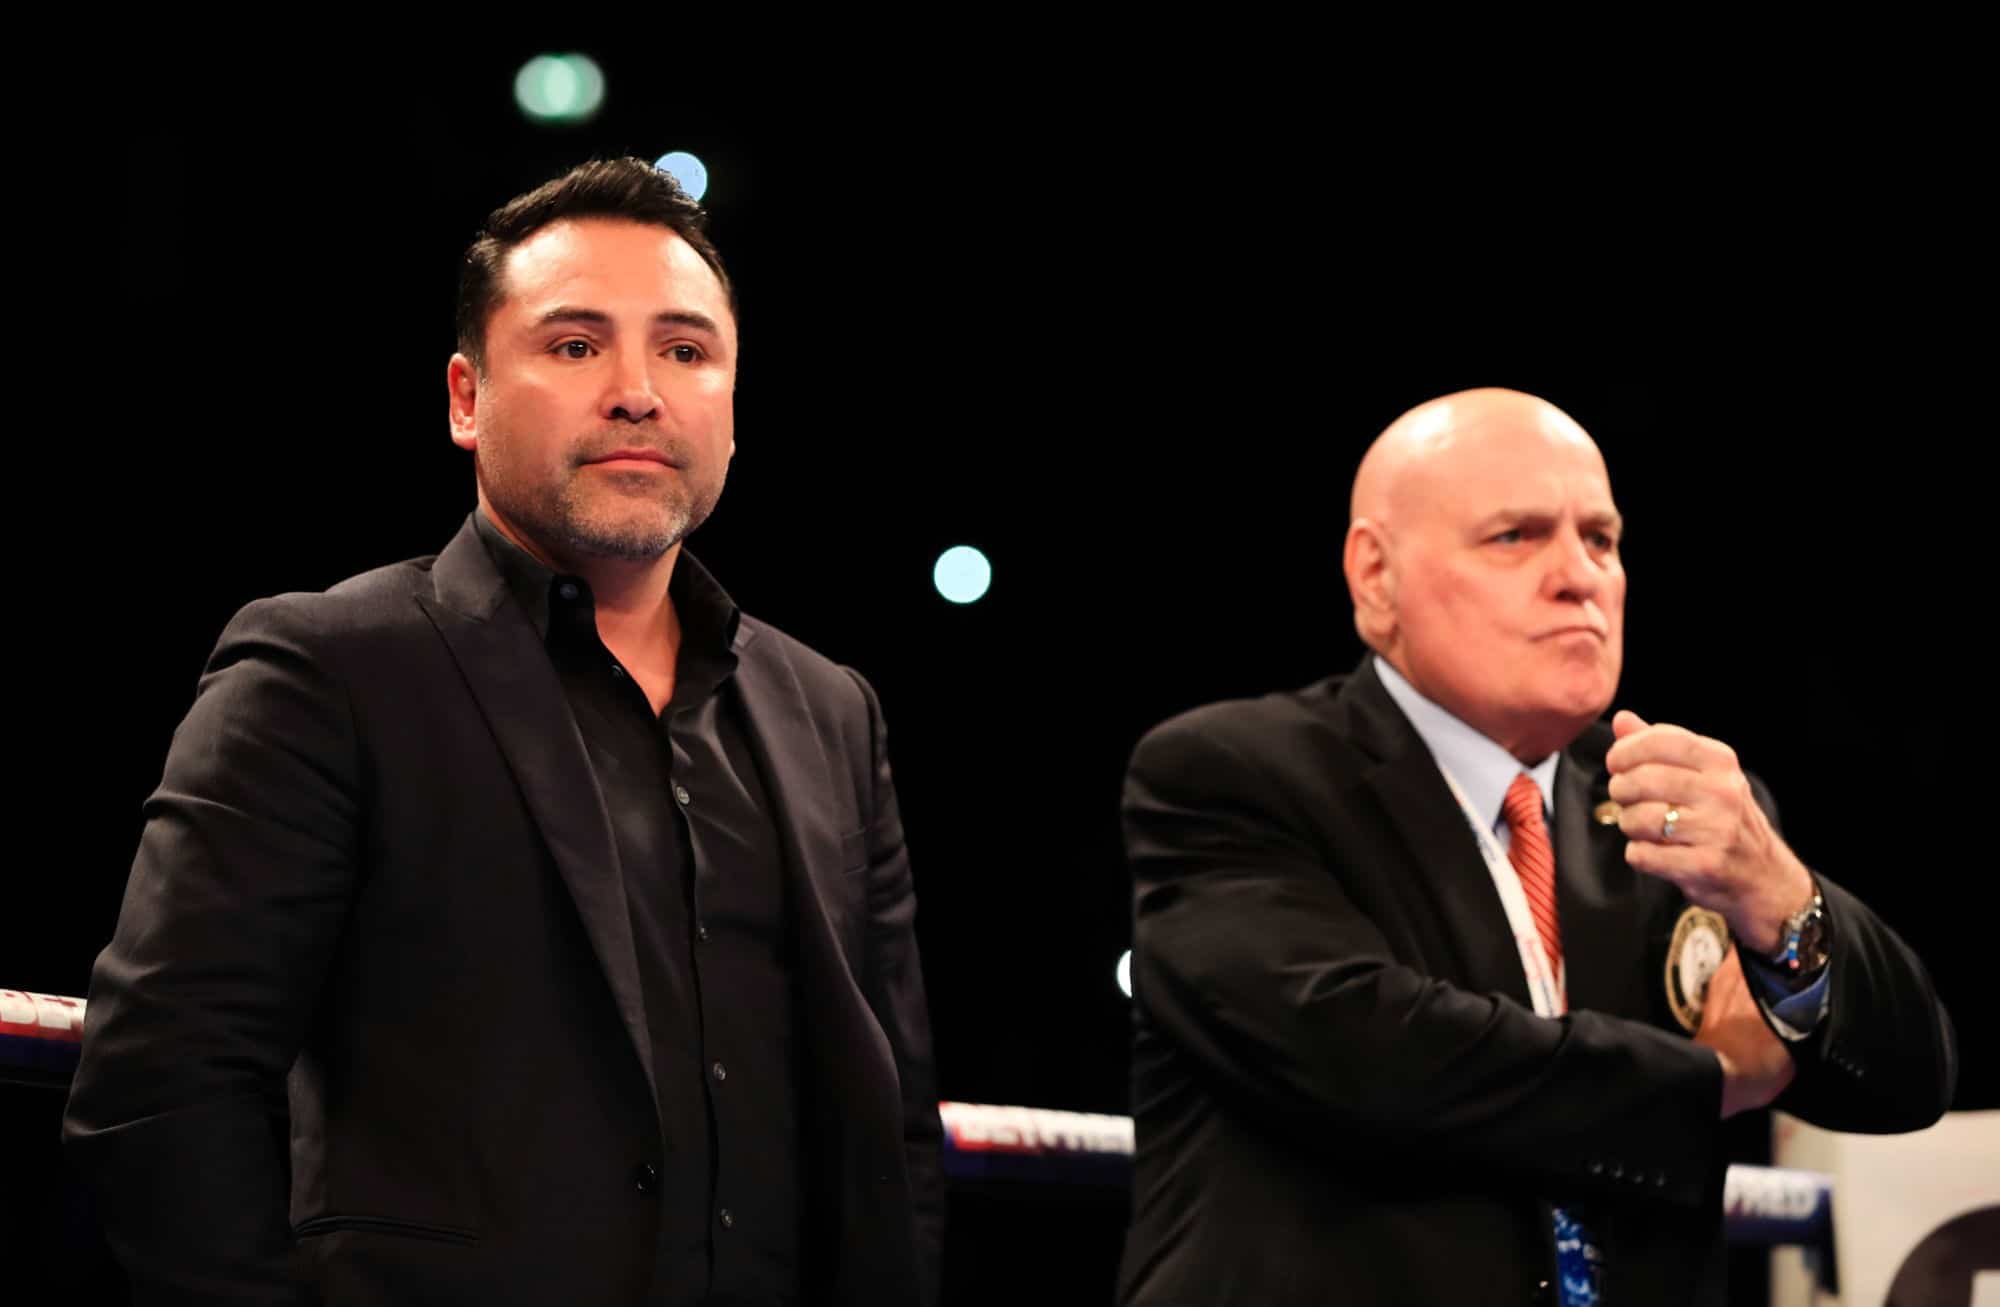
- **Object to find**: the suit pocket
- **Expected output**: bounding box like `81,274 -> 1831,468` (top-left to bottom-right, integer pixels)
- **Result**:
293,1214 -> 479,1245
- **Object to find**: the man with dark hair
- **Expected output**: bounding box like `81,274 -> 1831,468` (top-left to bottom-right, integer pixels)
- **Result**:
455,158 -> 737,372
1117,388 -> 1956,1306
66,157 -> 944,1306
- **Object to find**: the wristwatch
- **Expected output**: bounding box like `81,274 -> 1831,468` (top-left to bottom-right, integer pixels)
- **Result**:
1763,882 -> 1830,977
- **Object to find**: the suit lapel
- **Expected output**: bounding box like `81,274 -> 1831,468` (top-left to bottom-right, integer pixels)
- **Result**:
1553,735 -> 1645,1017
731,625 -> 891,1071
416,518 -> 657,1104
729,623 -> 898,1230
1342,663 -> 1534,1007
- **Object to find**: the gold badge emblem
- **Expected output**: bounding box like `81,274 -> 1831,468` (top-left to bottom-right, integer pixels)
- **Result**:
1665,906 -> 1731,1032
1592,800 -> 1622,827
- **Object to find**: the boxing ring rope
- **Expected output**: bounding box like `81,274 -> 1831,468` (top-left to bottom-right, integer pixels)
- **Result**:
5,990 -> 1836,1262
935,1101 -> 1835,1258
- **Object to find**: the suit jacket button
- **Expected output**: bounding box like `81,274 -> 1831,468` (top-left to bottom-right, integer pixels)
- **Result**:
1533,1279 -> 1554,1305
633,1162 -> 660,1195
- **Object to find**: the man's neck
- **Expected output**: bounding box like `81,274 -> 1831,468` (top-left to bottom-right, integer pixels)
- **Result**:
1374,656 -> 1564,826
578,549 -> 682,668
1375,654 -> 1575,766
480,502 -> 683,671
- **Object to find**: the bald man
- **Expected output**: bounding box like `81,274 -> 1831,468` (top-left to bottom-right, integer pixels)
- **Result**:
1117,390 -> 1956,1307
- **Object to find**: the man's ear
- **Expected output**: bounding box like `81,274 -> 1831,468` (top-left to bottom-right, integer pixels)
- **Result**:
447,354 -> 480,452
1344,518 -> 1398,649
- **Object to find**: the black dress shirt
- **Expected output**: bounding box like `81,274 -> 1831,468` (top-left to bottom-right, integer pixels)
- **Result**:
477,512 -> 803,1306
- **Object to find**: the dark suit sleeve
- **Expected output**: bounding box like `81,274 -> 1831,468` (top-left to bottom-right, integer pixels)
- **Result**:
844,668 -> 945,1306
1126,713 -> 1727,1209
1768,871 -> 1958,1129
64,598 -> 361,1304
1725,776 -> 1958,1129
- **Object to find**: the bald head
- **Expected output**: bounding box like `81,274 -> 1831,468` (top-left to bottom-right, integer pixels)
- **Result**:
1343,387 -> 1626,762
1350,388 -> 1602,529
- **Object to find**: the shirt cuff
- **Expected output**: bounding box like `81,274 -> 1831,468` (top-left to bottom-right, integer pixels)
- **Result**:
1741,959 -> 1830,1041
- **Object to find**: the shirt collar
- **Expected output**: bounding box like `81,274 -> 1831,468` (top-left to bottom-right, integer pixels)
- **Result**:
472,508 -> 741,654
1374,655 -> 1559,830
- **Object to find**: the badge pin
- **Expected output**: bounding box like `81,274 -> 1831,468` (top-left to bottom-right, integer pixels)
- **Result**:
1665,906 -> 1731,1033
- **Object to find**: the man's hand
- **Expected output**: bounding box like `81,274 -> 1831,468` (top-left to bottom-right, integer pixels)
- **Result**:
1606,710 -> 1815,954
1693,949 -> 1796,1116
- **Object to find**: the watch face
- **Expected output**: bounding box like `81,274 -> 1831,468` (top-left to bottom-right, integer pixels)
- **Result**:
1798,909 -> 1830,969
1783,898 -> 1829,972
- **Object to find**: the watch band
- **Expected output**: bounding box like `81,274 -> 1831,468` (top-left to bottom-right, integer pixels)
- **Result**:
1763,881 -> 1829,976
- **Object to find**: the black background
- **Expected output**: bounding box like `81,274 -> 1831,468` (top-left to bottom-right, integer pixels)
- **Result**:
6,38 -> 1988,1304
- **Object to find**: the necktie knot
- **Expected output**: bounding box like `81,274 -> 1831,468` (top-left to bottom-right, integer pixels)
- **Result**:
1503,773 -> 1546,829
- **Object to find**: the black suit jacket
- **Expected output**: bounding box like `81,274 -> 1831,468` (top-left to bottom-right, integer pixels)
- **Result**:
65,517 -> 944,1306
1118,660 -> 1956,1307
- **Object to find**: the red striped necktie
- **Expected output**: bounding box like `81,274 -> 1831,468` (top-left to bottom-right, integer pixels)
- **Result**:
1502,772 -> 1562,979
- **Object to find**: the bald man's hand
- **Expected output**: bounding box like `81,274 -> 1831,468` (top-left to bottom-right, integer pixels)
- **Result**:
1693,948 -> 1796,1117
1605,711 -> 1816,954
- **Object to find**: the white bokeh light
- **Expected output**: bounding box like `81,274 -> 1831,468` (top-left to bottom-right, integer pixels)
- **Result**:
653,151 -> 710,201
933,546 -> 992,604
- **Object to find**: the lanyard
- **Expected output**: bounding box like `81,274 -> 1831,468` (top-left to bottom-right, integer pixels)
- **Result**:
1434,763 -> 1566,1018
1436,763 -> 1600,1307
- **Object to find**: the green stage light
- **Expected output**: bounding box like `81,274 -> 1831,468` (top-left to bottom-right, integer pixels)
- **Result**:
514,54 -> 605,124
